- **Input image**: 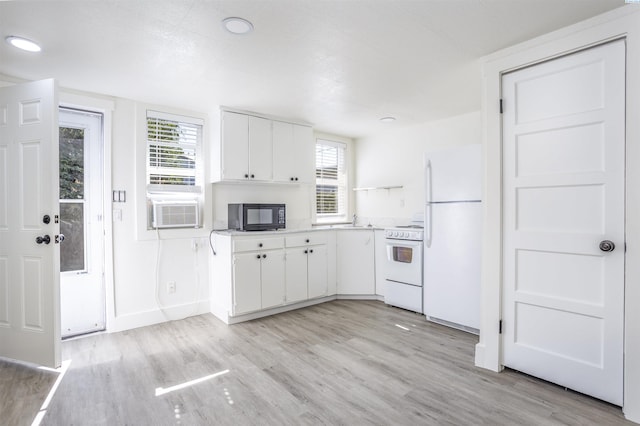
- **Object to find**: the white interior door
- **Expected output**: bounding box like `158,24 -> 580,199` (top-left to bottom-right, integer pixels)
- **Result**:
0,79 -> 61,368
59,108 -> 105,338
502,40 -> 625,405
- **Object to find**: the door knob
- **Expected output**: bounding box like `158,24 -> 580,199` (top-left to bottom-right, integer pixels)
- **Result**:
36,235 -> 51,245
599,240 -> 615,252
55,234 -> 65,244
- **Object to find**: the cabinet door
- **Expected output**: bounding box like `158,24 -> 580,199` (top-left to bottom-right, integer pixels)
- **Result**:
222,111 -> 249,180
248,116 -> 273,181
308,244 -> 328,299
285,248 -> 308,303
272,121 -> 295,183
374,230 -> 387,297
336,230 -> 375,295
233,252 -> 262,315
260,250 -> 285,309
292,124 -> 314,184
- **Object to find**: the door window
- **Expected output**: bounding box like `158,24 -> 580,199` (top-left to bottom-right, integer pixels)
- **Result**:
59,126 -> 86,272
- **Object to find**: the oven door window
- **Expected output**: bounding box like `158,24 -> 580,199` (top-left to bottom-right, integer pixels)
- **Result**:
392,246 -> 413,263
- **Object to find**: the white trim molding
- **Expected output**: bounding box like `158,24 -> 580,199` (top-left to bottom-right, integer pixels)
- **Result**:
477,5 -> 640,422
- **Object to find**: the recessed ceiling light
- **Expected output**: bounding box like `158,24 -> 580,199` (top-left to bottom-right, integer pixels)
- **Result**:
379,116 -> 396,123
5,36 -> 41,52
222,17 -> 254,35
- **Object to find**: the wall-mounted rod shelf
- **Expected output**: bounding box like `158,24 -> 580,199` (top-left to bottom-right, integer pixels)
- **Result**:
353,185 -> 403,192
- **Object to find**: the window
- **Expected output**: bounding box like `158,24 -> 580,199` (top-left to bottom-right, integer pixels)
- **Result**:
146,110 -> 204,229
146,110 -> 203,193
316,139 -> 347,220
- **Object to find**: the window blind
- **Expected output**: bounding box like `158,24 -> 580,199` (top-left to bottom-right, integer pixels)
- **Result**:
147,111 -> 202,190
316,140 -> 346,216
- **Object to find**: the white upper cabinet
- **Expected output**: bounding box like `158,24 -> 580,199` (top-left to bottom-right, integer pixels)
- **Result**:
215,109 -> 313,184
273,121 -> 314,184
220,111 -> 273,181
221,111 -> 249,181
248,116 -> 273,181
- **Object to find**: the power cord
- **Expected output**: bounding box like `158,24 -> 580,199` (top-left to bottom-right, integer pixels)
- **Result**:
154,228 -> 202,321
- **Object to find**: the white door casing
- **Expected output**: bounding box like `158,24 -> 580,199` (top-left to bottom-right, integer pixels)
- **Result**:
0,79 -> 61,368
502,40 -> 625,405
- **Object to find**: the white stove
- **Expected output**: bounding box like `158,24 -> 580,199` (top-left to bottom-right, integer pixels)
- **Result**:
383,220 -> 424,313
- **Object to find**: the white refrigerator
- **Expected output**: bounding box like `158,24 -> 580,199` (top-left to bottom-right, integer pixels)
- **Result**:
424,144 -> 482,333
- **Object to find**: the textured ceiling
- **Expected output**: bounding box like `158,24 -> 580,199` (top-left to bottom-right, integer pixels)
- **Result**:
0,0 -> 629,138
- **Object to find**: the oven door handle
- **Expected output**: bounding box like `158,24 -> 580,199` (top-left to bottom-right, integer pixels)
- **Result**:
386,244 -> 394,262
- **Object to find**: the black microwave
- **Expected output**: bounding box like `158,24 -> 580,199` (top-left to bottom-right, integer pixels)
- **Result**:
228,203 -> 286,231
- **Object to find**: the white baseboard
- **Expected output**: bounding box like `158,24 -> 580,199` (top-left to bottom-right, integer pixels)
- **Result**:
336,294 -> 379,300
109,299 -> 210,333
474,342 -> 486,368
214,296 -> 337,325
110,294 -> 382,331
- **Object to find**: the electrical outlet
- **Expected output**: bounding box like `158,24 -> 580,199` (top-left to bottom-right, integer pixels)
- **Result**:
167,281 -> 176,294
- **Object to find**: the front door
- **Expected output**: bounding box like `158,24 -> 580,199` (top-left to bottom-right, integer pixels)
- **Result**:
0,79 -> 61,368
59,108 -> 105,338
502,40 -> 625,405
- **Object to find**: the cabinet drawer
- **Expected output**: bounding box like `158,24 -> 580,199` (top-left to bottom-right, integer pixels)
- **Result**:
234,237 -> 284,253
285,233 -> 328,247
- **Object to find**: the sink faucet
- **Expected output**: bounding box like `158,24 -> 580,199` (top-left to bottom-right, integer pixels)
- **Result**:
352,214 -> 357,226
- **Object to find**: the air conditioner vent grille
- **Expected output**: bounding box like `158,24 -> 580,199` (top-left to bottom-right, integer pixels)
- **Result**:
152,201 -> 199,229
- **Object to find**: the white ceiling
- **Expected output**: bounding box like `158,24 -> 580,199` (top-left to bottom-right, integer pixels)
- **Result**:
0,0 -> 628,138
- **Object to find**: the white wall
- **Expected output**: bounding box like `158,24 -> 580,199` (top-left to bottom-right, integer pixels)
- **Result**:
477,5 -> 640,423
353,111 -> 481,226
211,183 -> 315,230
109,98 -> 211,331
0,78 -> 213,332
209,127 -> 352,230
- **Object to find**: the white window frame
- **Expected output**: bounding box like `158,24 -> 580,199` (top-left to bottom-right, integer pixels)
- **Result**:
135,104 -> 208,240
146,110 -> 203,195
315,138 -> 348,223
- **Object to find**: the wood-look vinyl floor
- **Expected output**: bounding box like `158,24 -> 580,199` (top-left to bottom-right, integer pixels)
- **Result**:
1,300 -> 632,425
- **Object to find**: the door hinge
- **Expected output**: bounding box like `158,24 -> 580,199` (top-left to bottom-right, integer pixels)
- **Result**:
499,99 -> 504,114
499,319 -> 503,334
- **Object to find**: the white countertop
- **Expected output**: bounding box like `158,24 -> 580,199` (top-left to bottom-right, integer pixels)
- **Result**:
212,224 -> 382,236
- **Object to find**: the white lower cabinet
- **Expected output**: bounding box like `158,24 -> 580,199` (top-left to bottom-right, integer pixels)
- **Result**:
374,230 -> 387,297
232,241 -> 285,315
337,230 -> 375,295
285,233 -> 328,301
232,252 -> 263,314
308,244 -> 328,298
284,249 -> 309,303
258,251 -> 286,310
211,231 -> 331,323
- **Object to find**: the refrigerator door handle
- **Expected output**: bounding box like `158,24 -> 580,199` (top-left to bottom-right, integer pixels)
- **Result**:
425,203 -> 432,248
425,159 -> 432,204
425,158 -> 432,248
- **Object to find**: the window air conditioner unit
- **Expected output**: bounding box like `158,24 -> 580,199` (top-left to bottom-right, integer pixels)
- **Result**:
152,200 -> 199,229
